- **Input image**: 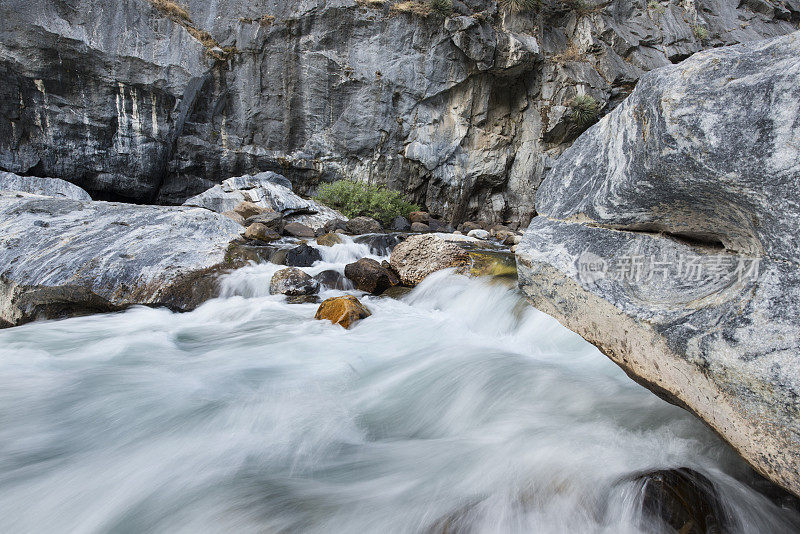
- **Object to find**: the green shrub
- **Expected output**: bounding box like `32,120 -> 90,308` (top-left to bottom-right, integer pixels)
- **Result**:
429,0 -> 453,16
315,180 -> 420,225
570,94 -> 600,127
693,24 -> 710,41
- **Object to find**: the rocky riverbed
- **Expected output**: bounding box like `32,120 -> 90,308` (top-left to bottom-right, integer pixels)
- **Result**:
2,0 -> 800,531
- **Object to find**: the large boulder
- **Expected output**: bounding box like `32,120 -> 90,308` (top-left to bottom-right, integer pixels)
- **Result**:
0,172 -> 92,201
344,258 -> 398,295
345,216 -> 383,235
0,192 -> 242,326
389,234 -> 470,286
183,173 -> 344,231
516,33 -> 800,497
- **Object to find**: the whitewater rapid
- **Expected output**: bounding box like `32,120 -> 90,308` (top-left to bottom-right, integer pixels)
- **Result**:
0,237 -> 797,533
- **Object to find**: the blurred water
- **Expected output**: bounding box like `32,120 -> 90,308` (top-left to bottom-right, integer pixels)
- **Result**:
0,238 -> 797,533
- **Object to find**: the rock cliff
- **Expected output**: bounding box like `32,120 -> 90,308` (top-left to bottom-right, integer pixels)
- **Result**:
517,32 -> 800,496
1,0 -> 797,226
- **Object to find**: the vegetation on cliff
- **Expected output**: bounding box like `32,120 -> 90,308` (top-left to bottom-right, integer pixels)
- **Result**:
315,181 -> 420,225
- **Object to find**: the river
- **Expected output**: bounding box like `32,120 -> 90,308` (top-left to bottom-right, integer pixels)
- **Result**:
0,237 -> 797,533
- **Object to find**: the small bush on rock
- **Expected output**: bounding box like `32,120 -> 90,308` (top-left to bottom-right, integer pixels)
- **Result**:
149,0 -> 191,22
391,1 -> 431,16
693,24 -> 710,41
315,181 -> 420,226
429,0 -> 453,16
570,94 -> 600,128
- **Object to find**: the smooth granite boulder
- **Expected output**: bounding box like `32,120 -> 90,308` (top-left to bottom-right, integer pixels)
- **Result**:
517,33 -> 800,496
0,192 -> 243,326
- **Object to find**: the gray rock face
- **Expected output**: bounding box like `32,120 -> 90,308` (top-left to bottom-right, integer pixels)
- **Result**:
0,171 -> 91,201
0,192 -> 243,326
1,0 -> 796,226
517,32 -> 800,497
183,173 -> 344,230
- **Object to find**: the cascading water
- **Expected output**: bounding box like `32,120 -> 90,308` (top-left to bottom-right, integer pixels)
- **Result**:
0,236 -> 797,533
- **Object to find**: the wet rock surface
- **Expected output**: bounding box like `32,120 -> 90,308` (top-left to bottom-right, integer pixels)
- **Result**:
269,267 -> 319,296
344,258 -> 398,295
631,468 -> 730,534
517,33 -> 800,497
315,295 -> 371,329
284,244 -> 323,267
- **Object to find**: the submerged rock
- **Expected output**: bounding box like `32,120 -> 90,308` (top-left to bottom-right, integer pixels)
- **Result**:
269,268 -> 319,297
389,234 -> 470,286
631,468 -> 730,534
353,233 -> 401,256
313,270 -> 349,290
0,192 -> 242,326
344,258 -> 398,295
315,295 -> 371,329
517,33 -> 800,497
0,172 -> 92,201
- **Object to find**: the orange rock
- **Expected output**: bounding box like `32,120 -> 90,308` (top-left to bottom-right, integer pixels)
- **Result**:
314,295 -> 371,329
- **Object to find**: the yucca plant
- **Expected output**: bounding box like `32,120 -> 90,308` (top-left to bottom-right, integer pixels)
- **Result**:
498,0 -> 540,11
570,94 -> 600,128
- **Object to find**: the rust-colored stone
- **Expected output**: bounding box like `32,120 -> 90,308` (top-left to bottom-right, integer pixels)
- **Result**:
314,295 -> 371,329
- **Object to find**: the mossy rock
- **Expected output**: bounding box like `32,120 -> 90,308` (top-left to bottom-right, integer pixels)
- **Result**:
464,251 -> 517,280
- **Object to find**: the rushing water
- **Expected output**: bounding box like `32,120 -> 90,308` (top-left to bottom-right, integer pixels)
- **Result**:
0,237 -> 798,533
